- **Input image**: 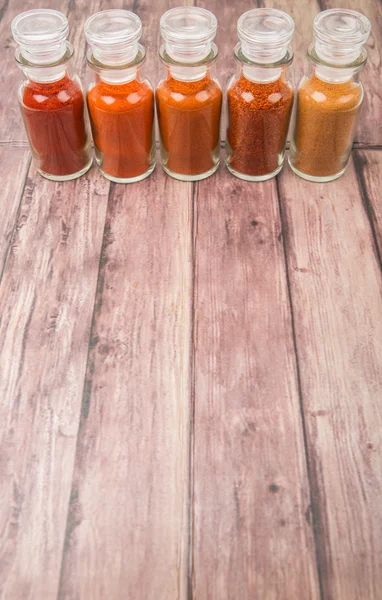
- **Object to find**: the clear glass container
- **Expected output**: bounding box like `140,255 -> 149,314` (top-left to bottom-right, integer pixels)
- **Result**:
85,10 -> 155,183
156,7 -> 222,181
289,9 -> 371,182
226,9 -> 294,181
12,9 -> 92,181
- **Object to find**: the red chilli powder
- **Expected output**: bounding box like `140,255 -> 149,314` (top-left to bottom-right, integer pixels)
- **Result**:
22,74 -> 90,177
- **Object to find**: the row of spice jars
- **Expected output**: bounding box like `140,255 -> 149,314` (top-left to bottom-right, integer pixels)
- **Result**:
11,7 -> 371,184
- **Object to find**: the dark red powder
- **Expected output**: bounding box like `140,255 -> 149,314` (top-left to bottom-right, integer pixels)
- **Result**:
227,74 -> 293,177
22,74 -> 90,177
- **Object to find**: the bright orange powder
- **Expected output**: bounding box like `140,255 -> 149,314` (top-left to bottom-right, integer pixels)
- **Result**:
156,74 -> 222,176
87,78 -> 154,179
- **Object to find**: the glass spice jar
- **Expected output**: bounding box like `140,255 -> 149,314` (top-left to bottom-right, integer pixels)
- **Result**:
11,9 -> 92,181
156,7 -> 222,181
226,9 -> 294,181
289,9 -> 371,182
85,10 -> 155,183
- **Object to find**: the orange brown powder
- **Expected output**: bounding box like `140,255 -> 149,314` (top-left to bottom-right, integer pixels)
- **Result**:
227,74 -> 293,177
156,74 -> 222,176
291,74 -> 362,177
87,78 -> 154,179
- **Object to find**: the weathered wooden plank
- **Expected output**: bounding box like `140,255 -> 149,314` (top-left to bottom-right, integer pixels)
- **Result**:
0,147 -> 30,272
278,158 -> 382,600
191,169 -> 320,600
354,149 -> 382,262
321,0 -> 382,145
0,167 -> 110,599
59,171 -> 192,600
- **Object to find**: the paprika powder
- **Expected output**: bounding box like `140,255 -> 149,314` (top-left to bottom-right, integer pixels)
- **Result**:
85,10 -> 155,183
226,9 -> 294,181
12,9 -> 92,181
156,7 -> 222,181
289,9 -> 371,182
156,74 -> 222,178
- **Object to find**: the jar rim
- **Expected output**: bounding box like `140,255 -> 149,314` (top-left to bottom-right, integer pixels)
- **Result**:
308,42 -> 368,69
234,43 -> 293,68
15,41 -> 74,68
86,44 -> 146,70
159,42 -> 218,67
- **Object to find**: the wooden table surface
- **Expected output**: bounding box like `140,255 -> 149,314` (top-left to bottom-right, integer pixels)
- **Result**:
1,0 -> 382,598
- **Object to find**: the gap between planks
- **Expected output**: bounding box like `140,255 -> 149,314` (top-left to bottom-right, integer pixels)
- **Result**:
275,175 -> 325,600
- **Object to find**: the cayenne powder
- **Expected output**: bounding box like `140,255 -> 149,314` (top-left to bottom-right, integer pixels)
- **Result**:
227,75 -> 293,177
22,74 -> 90,177
156,74 -> 222,177
87,78 -> 154,180
290,75 -> 362,177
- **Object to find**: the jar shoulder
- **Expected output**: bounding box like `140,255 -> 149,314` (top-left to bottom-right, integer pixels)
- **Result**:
297,75 -> 363,109
156,76 -> 222,102
88,78 -> 154,109
20,74 -> 83,108
227,75 -> 293,108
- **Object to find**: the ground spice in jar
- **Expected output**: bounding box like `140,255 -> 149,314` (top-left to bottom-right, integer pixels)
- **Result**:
156,74 -> 222,176
291,75 -> 362,177
87,78 -> 154,179
22,74 -> 90,177
227,74 -> 293,177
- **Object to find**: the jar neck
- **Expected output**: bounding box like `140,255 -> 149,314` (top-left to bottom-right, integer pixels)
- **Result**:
240,63 -> 287,83
16,42 -> 73,83
310,60 -> 360,84
23,62 -> 69,83
166,63 -> 210,82
92,65 -> 141,84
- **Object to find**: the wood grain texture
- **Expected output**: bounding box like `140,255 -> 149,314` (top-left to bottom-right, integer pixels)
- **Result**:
354,150 -> 382,261
278,158 -> 382,600
0,168 -> 110,599
321,0 -> 382,146
0,147 -> 30,271
59,171 -> 192,600
191,168 -> 320,600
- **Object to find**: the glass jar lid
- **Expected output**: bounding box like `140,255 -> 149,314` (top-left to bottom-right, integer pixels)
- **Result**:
85,9 -> 142,66
314,9 -> 371,65
11,9 -> 69,65
160,7 -> 217,63
237,8 -> 294,65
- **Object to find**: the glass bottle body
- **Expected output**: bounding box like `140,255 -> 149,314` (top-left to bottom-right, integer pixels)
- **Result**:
289,60 -> 363,182
226,63 -> 293,181
87,65 -> 155,183
18,58 -> 92,181
156,63 -> 222,181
